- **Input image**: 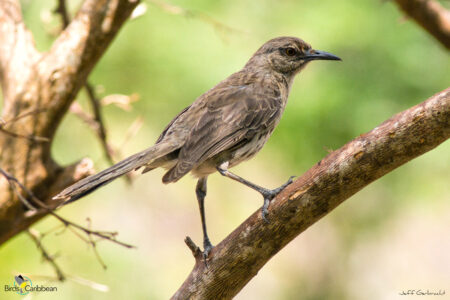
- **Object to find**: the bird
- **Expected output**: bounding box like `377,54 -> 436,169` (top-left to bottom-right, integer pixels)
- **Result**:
53,36 -> 341,259
15,275 -> 30,294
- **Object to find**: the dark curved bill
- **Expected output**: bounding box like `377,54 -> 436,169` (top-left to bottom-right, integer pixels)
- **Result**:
305,49 -> 341,61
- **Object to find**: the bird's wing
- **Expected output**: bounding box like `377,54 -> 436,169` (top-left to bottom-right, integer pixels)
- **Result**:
162,85 -> 281,183
155,105 -> 191,143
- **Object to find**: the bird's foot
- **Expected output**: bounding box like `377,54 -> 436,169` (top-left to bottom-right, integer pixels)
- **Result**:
202,238 -> 214,266
260,176 -> 296,223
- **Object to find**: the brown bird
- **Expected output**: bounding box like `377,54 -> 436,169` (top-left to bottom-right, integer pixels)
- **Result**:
54,36 -> 340,258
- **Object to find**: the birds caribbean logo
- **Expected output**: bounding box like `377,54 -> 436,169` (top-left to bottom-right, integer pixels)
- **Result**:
14,275 -> 32,295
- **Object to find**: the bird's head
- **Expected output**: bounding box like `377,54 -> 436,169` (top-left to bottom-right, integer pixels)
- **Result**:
246,36 -> 341,76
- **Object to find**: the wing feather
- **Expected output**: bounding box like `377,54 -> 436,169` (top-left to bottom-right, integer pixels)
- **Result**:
162,85 -> 281,183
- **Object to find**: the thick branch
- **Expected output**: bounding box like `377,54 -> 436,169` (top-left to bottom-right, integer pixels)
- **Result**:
39,0 -> 140,138
0,158 -> 94,245
0,0 -> 139,246
172,88 -> 450,299
0,0 -> 40,106
394,0 -> 450,49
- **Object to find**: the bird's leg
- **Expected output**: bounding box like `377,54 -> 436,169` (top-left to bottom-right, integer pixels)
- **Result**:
217,162 -> 295,222
196,177 -> 213,261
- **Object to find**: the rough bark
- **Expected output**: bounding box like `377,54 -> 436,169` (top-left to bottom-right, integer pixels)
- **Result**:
172,88 -> 450,299
394,0 -> 450,50
0,0 -> 139,245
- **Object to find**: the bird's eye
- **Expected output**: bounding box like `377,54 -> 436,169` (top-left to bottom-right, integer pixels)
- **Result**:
285,47 -> 296,56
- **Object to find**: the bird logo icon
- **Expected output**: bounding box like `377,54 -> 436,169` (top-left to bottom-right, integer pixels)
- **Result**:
14,275 -> 32,295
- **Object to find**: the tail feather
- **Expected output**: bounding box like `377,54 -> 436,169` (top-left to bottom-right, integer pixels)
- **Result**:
53,143 -> 176,204
162,160 -> 194,184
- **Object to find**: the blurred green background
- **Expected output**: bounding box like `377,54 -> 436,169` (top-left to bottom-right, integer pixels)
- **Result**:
1,0 -> 449,299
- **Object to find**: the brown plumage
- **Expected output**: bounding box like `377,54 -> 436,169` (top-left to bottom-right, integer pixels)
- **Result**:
54,36 -> 340,258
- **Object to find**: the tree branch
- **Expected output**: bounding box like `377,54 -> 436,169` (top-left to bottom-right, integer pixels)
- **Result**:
39,0 -> 140,138
172,88 -> 450,299
394,0 -> 450,50
0,159 -> 92,240
0,0 -> 40,105
53,1 -> 128,171
1,165 -> 134,272
148,0 -> 246,38
0,0 -> 140,246
27,228 -> 66,281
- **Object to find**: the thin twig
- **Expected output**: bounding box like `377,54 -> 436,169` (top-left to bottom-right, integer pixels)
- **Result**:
116,116 -> 144,159
69,100 -> 138,182
69,102 -> 99,129
101,93 -> 139,111
85,82 -> 116,167
0,127 -> 49,142
54,0 -> 70,28
0,167 -> 135,270
27,229 -> 66,281
148,0 -> 248,39
0,168 -> 38,210
120,116 -> 144,146
1,108 -> 47,125
50,212 -> 135,249
0,108 -> 50,142
184,236 -> 202,259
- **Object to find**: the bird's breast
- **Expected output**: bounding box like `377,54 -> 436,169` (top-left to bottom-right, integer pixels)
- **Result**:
228,130 -> 272,168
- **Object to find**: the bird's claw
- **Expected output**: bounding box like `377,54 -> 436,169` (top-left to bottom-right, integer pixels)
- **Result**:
202,239 -> 213,266
273,175 -> 296,194
262,197 -> 270,223
260,175 -> 296,223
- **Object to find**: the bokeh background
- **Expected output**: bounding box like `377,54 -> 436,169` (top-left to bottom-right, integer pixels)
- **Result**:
1,0 -> 449,299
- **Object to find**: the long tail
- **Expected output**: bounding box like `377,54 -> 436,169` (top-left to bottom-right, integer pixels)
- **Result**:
53,143 -> 175,204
